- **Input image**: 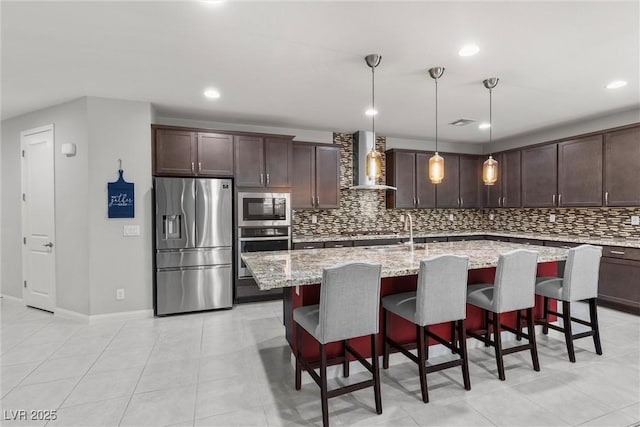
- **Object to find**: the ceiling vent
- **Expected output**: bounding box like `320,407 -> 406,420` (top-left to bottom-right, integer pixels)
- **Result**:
449,118 -> 475,127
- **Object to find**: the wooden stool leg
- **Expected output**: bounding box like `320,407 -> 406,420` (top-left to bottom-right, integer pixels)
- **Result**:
589,298 -> 603,355
295,325 -> 302,390
516,310 -> 523,341
562,301 -> 576,363
343,339 -> 350,378
542,297 -> 550,335
493,312 -> 505,381
484,310 -> 491,347
383,309 -> 390,370
451,321 -> 457,354
371,334 -> 383,414
320,343 -> 329,427
425,326 -> 430,360
458,319 -> 471,390
417,325 -> 429,403
527,307 -> 540,371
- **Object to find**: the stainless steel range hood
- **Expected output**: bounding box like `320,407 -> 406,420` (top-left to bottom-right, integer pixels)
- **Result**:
351,131 -> 397,190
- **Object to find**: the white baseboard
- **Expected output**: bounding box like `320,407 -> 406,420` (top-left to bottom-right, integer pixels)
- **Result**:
54,307 -> 153,324
0,294 -> 24,303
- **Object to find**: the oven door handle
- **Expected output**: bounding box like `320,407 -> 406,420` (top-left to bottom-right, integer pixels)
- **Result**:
239,237 -> 291,242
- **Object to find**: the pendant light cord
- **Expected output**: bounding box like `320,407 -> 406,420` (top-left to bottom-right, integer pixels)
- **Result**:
371,66 -> 376,143
435,78 -> 438,153
489,87 -> 493,155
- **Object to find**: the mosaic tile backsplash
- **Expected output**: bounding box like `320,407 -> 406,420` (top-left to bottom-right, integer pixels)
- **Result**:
293,132 -> 640,240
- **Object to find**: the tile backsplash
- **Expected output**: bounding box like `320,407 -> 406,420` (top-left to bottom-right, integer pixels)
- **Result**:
292,132 -> 640,240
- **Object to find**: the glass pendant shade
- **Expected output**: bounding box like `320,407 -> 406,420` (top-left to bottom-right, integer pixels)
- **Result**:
365,148 -> 383,181
428,152 -> 444,184
482,155 -> 498,185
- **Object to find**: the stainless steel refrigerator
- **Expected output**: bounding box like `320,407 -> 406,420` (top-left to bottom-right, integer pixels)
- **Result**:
154,177 -> 233,315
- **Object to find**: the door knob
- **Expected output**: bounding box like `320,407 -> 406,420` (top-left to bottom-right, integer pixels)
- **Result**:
43,242 -> 54,248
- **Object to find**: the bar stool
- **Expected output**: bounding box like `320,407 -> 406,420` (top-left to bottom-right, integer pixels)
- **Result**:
466,249 -> 540,381
293,262 -> 383,427
535,244 -> 603,362
381,255 -> 470,403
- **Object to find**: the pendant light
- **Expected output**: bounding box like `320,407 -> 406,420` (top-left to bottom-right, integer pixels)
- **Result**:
428,67 -> 445,184
482,77 -> 499,186
365,54 -> 383,181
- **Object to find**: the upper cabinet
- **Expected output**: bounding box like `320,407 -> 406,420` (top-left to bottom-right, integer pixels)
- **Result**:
522,144 -> 558,207
235,136 -> 292,188
558,135 -> 603,206
604,126 -> 640,206
386,150 -> 436,209
291,142 -> 340,209
154,128 -> 233,177
486,151 -> 521,208
436,154 -> 460,208
458,155 -> 480,208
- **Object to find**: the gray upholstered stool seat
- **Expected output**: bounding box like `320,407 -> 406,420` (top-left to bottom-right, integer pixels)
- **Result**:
534,245 -> 603,363
465,249 -> 540,381
293,262 -> 383,427
381,255 -> 470,403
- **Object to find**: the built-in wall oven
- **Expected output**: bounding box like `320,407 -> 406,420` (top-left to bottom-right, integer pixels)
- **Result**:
237,226 -> 291,278
237,192 -> 290,227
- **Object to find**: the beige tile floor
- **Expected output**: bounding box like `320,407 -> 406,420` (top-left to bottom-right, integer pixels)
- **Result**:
1,297 -> 638,427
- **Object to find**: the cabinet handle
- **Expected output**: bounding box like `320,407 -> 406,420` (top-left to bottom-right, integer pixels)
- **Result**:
558,194 -> 562,205
311,196 -> 315,207
260,174 -> 264,185
316,196 -> 320,206
605,191 -> 609,206
303,246 -> 316,249
333,244 -> 344,248
503,196 -> 506,206
460,197 -> 464,207
610,250 -> 625,255
498,196 -> 502,207
198,162 -> 202,172
266,173 -> 270,185
552,194 -> 556,206
191,162 -> 195,173
416,197 -> 420,205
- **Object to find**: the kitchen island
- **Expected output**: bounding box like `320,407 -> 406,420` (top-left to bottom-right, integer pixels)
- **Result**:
241,240 -> 568,363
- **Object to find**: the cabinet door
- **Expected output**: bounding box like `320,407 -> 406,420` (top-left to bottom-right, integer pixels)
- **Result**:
459,155 -> 478,208
598,258 -> 640,314
436,154 -> 460,208
234,135 -> 265,187
315,145 -> 340,209
522,144 -> 558,207
291,143 -> 315,209
388,151 -> 416,209
604,126 -> 640,206
154,129 -> 196,176
197,133 -> 234,176
415,152 -> 436,208
558,135 -> 603,206
503,150 -> 521,207
486,153 -> 503,208
265,138 -> 292,187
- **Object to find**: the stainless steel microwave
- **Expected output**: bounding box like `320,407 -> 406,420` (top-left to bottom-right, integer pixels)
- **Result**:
237,192 -> 291,227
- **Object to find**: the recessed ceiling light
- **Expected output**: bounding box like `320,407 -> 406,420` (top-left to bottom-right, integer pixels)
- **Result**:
478,122 -> 491,129
204,88 -> 221,99
365,108 -> 378,116
606,80 -> 627,89
201,0 -> 225,5
459,44 -> 480,57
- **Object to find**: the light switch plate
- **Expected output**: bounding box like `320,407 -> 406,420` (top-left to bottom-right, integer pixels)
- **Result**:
449,214 -> 454,221
549,214 -> 556,223
399,214 -> 405,223
632,216 -> 640,226
123,225 -> 140,236
116,288 -> 125,300
311,215 -> 318,224
489,213 -> 495,221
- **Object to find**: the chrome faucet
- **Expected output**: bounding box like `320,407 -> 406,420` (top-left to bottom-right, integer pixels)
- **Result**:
404,213 -> 414,249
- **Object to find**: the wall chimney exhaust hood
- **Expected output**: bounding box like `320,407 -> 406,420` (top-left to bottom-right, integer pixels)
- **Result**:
351,131 -> 397,190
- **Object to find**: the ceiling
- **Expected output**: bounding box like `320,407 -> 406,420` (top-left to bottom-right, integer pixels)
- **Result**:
2,1 -> 638,144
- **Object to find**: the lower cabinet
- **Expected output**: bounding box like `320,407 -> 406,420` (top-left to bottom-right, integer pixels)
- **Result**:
598,247 -> 640,315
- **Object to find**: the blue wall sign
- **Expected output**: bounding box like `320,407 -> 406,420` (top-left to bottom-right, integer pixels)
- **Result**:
108,170 -> 134,218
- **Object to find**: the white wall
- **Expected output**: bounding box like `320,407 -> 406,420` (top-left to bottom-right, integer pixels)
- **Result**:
1,98 -> 91,314
386,136 -> 484,154
488,107 -> 640,153
87,98 -> 152,315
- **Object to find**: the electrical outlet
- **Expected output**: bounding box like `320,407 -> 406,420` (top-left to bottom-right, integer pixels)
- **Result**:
449,213 -> 454,221
311,214 -> 318,224
116,289 -> 125,300
631,216 -> 640,226
549,214 -> 556,223
123,225 -> 140,237
489,213 -> 495,221
399,214 -> 405,223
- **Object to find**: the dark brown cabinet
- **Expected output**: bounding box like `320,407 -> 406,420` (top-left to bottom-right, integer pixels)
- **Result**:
558,135 -> 603,206
598,246 -> 640,315
487,151 -> 521,208
154,128 -> 233,177
291,143 -> 340,209
436,154 -> 460,208
235,136 -> 292,188
604,126 -> 640,206
522,143 -> 558,207
459,155 -> 480,208
386,150 -> 436,209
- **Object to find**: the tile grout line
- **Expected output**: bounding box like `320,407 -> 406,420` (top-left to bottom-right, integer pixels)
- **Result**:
191,317 -> 205,427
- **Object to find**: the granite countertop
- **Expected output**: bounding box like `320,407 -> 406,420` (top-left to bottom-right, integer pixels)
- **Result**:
242,240 -> 569,290
292,231 -> 640,249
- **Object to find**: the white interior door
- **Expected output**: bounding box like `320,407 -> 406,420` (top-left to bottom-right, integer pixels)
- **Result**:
21,125 -> 56,312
